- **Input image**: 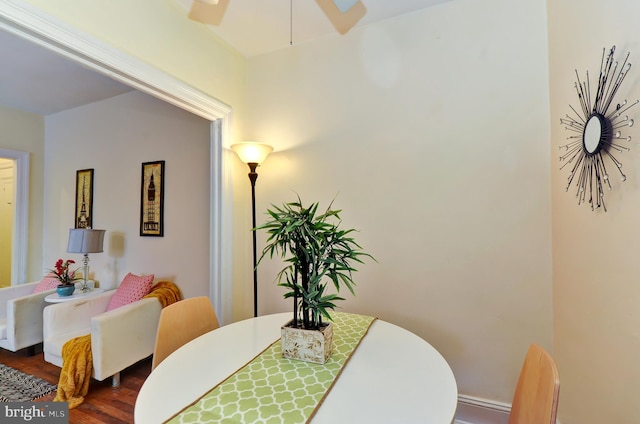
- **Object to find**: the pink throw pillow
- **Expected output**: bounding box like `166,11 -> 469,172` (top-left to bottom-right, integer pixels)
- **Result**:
33,276 -> 61,293
106,273 -> 154,311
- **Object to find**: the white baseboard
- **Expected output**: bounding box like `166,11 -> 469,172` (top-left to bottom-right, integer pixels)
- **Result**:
454,394 -> 511,424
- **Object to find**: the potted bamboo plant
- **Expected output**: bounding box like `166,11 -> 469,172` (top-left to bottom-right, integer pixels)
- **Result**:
256,196 -> 374,364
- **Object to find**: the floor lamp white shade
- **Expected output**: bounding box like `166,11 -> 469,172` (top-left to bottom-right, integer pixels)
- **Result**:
231,142 -> 273,165
67,228 -> 106,291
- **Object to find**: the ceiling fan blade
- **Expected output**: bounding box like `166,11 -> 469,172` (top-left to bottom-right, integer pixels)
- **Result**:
315,0 -> 366,35
188,0 -> 228,25
332,0 -> 358,13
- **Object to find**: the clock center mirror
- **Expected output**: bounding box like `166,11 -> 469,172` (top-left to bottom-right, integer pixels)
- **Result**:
583,114 -> 604,154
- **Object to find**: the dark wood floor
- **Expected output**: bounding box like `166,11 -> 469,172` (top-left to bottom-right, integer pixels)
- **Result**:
0,345 -> 151,423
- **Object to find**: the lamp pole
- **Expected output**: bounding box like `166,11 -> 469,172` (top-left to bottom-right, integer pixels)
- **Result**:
248,162 -> 259,318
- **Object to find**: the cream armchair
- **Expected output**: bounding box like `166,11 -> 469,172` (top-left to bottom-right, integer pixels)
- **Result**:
0,281 -> 54,353
43,290 -> 162,386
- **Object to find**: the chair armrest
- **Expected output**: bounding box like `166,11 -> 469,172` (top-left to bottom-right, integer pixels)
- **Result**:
2,288 -> 54,351
43,290 -> 115,341
90,297 -> 162,381
0,282 -> 40,317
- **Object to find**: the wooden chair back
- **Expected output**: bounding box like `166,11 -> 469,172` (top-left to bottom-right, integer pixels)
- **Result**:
509,343 -> 560,424
151,296 -> 219,370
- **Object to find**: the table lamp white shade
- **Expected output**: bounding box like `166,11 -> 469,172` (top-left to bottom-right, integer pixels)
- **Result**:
67,228 -> 105,291
67,229 -> 106,254
231,142 -> 273,164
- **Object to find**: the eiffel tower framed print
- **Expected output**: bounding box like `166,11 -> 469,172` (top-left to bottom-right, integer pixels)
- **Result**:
75,168 -> 94,229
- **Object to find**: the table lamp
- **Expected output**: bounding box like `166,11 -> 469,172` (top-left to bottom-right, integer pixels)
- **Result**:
67,228 -> 106,292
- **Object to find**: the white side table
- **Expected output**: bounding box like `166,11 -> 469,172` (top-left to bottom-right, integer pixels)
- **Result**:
45,287 -> 105,303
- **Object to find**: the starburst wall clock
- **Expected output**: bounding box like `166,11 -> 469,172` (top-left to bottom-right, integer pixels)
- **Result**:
560,46 -> 639,212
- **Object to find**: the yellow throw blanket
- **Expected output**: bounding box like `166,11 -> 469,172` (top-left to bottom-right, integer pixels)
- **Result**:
54,281 -> 182,408
53,334 -> 92,408
143,280 -> 183,307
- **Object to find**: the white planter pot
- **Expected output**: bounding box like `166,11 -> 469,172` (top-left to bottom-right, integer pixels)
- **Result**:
281,319 -> 334,364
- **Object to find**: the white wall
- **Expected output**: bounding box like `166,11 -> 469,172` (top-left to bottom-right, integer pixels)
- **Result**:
246,0 -> 552,404
43,91 -> 211,297
549,0 -> 640,422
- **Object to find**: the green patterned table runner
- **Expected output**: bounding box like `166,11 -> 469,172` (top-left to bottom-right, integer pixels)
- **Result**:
167,312 -> 376,424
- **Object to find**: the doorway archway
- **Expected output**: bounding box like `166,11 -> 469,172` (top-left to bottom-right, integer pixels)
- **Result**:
0,3 -> 233,322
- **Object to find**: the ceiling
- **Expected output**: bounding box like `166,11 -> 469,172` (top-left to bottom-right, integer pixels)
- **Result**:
0,0 -> 447,115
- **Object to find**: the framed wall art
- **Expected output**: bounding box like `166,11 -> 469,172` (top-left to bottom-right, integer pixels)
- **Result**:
140,160 -> 165,237
75,168 -> 94,229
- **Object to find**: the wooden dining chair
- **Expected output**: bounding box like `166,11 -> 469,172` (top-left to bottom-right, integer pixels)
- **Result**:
152,296 -> 220,370
508,343 -> 560,424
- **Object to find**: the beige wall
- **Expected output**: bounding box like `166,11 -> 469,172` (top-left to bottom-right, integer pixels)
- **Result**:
43,91 -> 212,297
246,0 -> 552,403
549,0 -> 640,422
0,105 -> 45,283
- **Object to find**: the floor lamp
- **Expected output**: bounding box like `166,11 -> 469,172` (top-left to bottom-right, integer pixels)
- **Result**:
67,228 -> 106,292
231,142 -> 273,317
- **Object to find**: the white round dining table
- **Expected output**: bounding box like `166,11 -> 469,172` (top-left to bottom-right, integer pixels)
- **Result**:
135,312 -> 457,423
